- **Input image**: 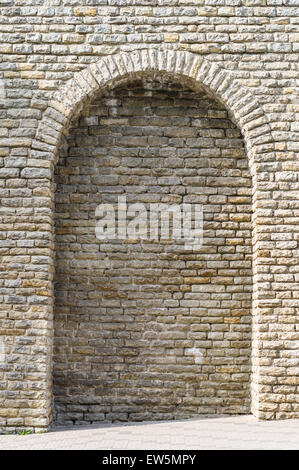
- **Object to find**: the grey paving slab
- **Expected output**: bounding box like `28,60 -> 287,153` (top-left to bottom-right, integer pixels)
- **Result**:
0,415 -> 298,450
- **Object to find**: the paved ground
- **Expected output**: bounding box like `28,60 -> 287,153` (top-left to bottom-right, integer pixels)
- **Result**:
0,415 -> 298,450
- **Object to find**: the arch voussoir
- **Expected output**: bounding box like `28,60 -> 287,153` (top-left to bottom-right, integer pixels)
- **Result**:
89,63 -> 106,88
194,60 -> 211,86
97,58 -> 113,83
131,49 -> 143,73
148,48 -> 159,71
113,53 -> 129,78
73,70 -> 98,99
35,47 -> 275,179
139,48 -> 151,71
121,52 -> 136,75
209,68 -> 227,92
202,62 -> 220,88
242,112 -> 267,130
35,126 -> 60,146
105,55 -> 120,80
157,49 -> 168,72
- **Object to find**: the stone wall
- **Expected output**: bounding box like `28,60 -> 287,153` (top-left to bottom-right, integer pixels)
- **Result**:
53,79 -> 252,424
0,1 -> 298,432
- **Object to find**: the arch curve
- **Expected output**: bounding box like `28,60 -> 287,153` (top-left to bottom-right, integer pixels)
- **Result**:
33,48 -> 274,179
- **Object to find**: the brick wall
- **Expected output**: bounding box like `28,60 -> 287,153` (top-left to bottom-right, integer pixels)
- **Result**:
0,1 -> 298,432
53,79 -> 252,424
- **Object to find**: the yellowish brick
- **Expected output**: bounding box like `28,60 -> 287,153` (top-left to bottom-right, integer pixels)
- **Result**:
74,7 -> 97,16
164,33 -> 178,43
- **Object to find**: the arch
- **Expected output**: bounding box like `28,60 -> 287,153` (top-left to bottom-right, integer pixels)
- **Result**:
31,47 -> 275,421
32,48 -> 274,179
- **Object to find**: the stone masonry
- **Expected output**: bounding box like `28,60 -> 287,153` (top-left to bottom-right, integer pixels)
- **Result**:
0,1 -> 298,432
54,79 -> 252,424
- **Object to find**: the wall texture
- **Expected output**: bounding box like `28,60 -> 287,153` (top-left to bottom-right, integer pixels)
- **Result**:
53,79 -> 252,424
0,0 -> 298,432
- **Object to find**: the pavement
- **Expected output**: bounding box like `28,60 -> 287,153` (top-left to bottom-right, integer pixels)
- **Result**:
0,415 -> 298,450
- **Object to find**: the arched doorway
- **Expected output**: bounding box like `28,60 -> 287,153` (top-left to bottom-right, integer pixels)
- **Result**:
53,75 -> 252,425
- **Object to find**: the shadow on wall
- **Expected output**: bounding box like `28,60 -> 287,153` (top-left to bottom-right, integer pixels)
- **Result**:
53,77 -> 253,425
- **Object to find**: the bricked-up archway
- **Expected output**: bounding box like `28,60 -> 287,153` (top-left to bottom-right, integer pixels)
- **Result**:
31,48 -> 276,428
53,78 -> 252,424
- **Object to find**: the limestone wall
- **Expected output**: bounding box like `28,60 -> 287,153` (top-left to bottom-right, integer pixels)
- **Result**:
53,79 -> 252,424
0,1 -> 298,431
